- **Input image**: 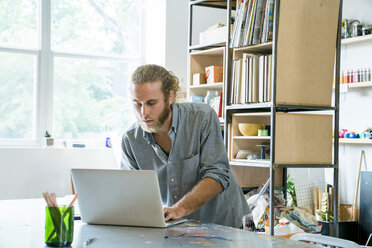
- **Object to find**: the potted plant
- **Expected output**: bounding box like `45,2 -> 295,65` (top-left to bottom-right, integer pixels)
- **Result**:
44,131 -> 54,147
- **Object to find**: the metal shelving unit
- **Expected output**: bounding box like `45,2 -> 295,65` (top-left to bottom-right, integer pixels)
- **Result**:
188,0 -> 342,237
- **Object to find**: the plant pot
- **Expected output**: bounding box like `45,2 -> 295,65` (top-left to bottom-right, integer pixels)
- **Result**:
44,137 -> 54,147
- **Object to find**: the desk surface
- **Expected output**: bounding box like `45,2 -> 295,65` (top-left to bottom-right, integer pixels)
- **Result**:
0,198 -> 318,248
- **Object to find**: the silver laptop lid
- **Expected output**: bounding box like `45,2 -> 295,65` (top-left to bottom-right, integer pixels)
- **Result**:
71,169 -> 168,228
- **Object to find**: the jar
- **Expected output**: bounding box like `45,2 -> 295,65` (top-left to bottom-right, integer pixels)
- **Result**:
362,26 -> 372,36
204,90 -> 219,107
350,20 -> 362,37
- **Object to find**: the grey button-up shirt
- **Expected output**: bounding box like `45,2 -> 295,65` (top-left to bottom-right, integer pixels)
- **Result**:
121,102 -> 250,228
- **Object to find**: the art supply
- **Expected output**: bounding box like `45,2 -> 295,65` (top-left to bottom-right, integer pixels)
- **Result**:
42,192 -> 79,246
352,150 -> 364,221
45,205 -> 74,246
84,237 -> 97,246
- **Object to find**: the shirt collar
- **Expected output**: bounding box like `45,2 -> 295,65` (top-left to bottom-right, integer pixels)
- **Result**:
170,103 -> 178,135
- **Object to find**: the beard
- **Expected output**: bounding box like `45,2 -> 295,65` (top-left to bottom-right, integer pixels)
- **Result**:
139,102 -> 171,133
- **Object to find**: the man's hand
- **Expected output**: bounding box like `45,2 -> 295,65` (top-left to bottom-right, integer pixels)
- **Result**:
163,206 -> 187,221
163,178 -> 223,222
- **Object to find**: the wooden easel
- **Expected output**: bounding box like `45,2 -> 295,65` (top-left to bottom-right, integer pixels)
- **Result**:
352,150 -> 366,221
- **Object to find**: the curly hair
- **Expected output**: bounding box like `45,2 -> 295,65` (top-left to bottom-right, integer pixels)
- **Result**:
131,64 -> 180,101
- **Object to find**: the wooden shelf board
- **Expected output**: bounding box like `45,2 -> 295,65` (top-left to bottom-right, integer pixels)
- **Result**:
349,82 -> 372,88
338,138 -> 372,144
233,136 -> 271,140
333,82 -> 372,89
341,34 -> 372,46
232,112 -> 271,117
190,46 -> 225,56
189,82 -> 223,89
234,42 -> 273,53
189,42 -> 225,51
230,159 -> 270,168
226,102 -> 272,110
190,0 -> 236,9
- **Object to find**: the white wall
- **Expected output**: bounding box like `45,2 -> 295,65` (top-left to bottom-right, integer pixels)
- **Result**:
0,148 -> 119,200
164,0 -> 227,90
143,0 -> 166,66
329,0 -> 372,205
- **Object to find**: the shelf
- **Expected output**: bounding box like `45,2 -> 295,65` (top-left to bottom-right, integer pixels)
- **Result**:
230,159 -> 270,168
333,81 -> 372,89
275,164 -> 336,168
348,82 -> 372,88
233,136 -> 270,140
189,82 -> 223,89
226,103 -> 272,111
189,46 -> 225,55
338,138 -> 372,144
189,83 -> 224,96
233,42 -> 273,59
226,103 -> 335,112
190,0 -> 236,9
275,104 -> 336,112
341,34 -> 372,46
232,112 -> 270,117
189,41 -> 226,51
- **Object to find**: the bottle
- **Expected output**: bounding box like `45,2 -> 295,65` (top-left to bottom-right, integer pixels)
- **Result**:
204,90 -> 219,107
350,69 -> 354,83
105,137 -> 112,148
363,68 -> 368,82
344,19 -> 349,38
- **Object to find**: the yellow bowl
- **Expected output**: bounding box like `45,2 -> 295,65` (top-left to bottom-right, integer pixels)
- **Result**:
238,123 -> 265,136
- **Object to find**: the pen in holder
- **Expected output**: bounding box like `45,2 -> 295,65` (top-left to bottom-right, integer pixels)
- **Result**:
45,205 -> 74,247
43,192 -> 78,247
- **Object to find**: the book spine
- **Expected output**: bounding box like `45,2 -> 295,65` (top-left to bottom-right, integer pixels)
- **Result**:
251,0 -> 266,45
267,0 -> 274,41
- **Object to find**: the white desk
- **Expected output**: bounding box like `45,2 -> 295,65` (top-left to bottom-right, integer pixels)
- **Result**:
0,198 -> 319,247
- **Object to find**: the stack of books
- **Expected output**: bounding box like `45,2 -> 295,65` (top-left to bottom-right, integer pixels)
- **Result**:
230,0 -> 274,48
229,53 -> 272,104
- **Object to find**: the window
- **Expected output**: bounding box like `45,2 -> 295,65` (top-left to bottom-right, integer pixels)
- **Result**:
0,0 -> 164,147
0,0 -> 38,141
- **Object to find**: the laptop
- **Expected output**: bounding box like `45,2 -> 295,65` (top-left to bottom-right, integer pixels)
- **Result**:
70,169 -> 187,228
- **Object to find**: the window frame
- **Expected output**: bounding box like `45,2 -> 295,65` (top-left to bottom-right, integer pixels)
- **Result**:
0,0 -> 144,147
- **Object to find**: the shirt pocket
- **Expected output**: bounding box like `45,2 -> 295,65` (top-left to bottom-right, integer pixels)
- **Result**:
181,154 -> 200,195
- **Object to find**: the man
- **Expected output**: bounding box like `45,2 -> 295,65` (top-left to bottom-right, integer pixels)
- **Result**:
121,64 -> 250,228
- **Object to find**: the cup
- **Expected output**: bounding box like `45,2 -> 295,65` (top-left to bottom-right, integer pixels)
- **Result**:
45,206 -> 74,247
258,129 -> 268,136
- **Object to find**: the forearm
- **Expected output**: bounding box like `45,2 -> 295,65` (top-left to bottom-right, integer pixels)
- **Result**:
174,177 -> 223,216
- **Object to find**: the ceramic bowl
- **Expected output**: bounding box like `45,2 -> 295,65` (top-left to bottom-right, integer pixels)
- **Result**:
238,123 -> 265,136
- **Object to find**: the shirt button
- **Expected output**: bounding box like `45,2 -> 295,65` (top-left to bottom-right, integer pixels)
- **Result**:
171,178 -> 174,182
174,195 -> 178,199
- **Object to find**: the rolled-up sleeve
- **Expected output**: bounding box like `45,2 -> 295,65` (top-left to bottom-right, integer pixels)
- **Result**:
120,133 -> 139,170
198,109 -> 230,190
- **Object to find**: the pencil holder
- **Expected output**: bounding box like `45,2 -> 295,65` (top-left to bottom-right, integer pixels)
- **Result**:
45,206 -> 74,247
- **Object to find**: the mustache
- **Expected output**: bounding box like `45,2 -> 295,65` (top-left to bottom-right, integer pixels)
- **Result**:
142,118 -> 153,121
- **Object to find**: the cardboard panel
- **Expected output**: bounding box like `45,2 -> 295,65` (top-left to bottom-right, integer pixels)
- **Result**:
275,113 -> 333,164
231,166 -> 283,187
276,0 -> 340,106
